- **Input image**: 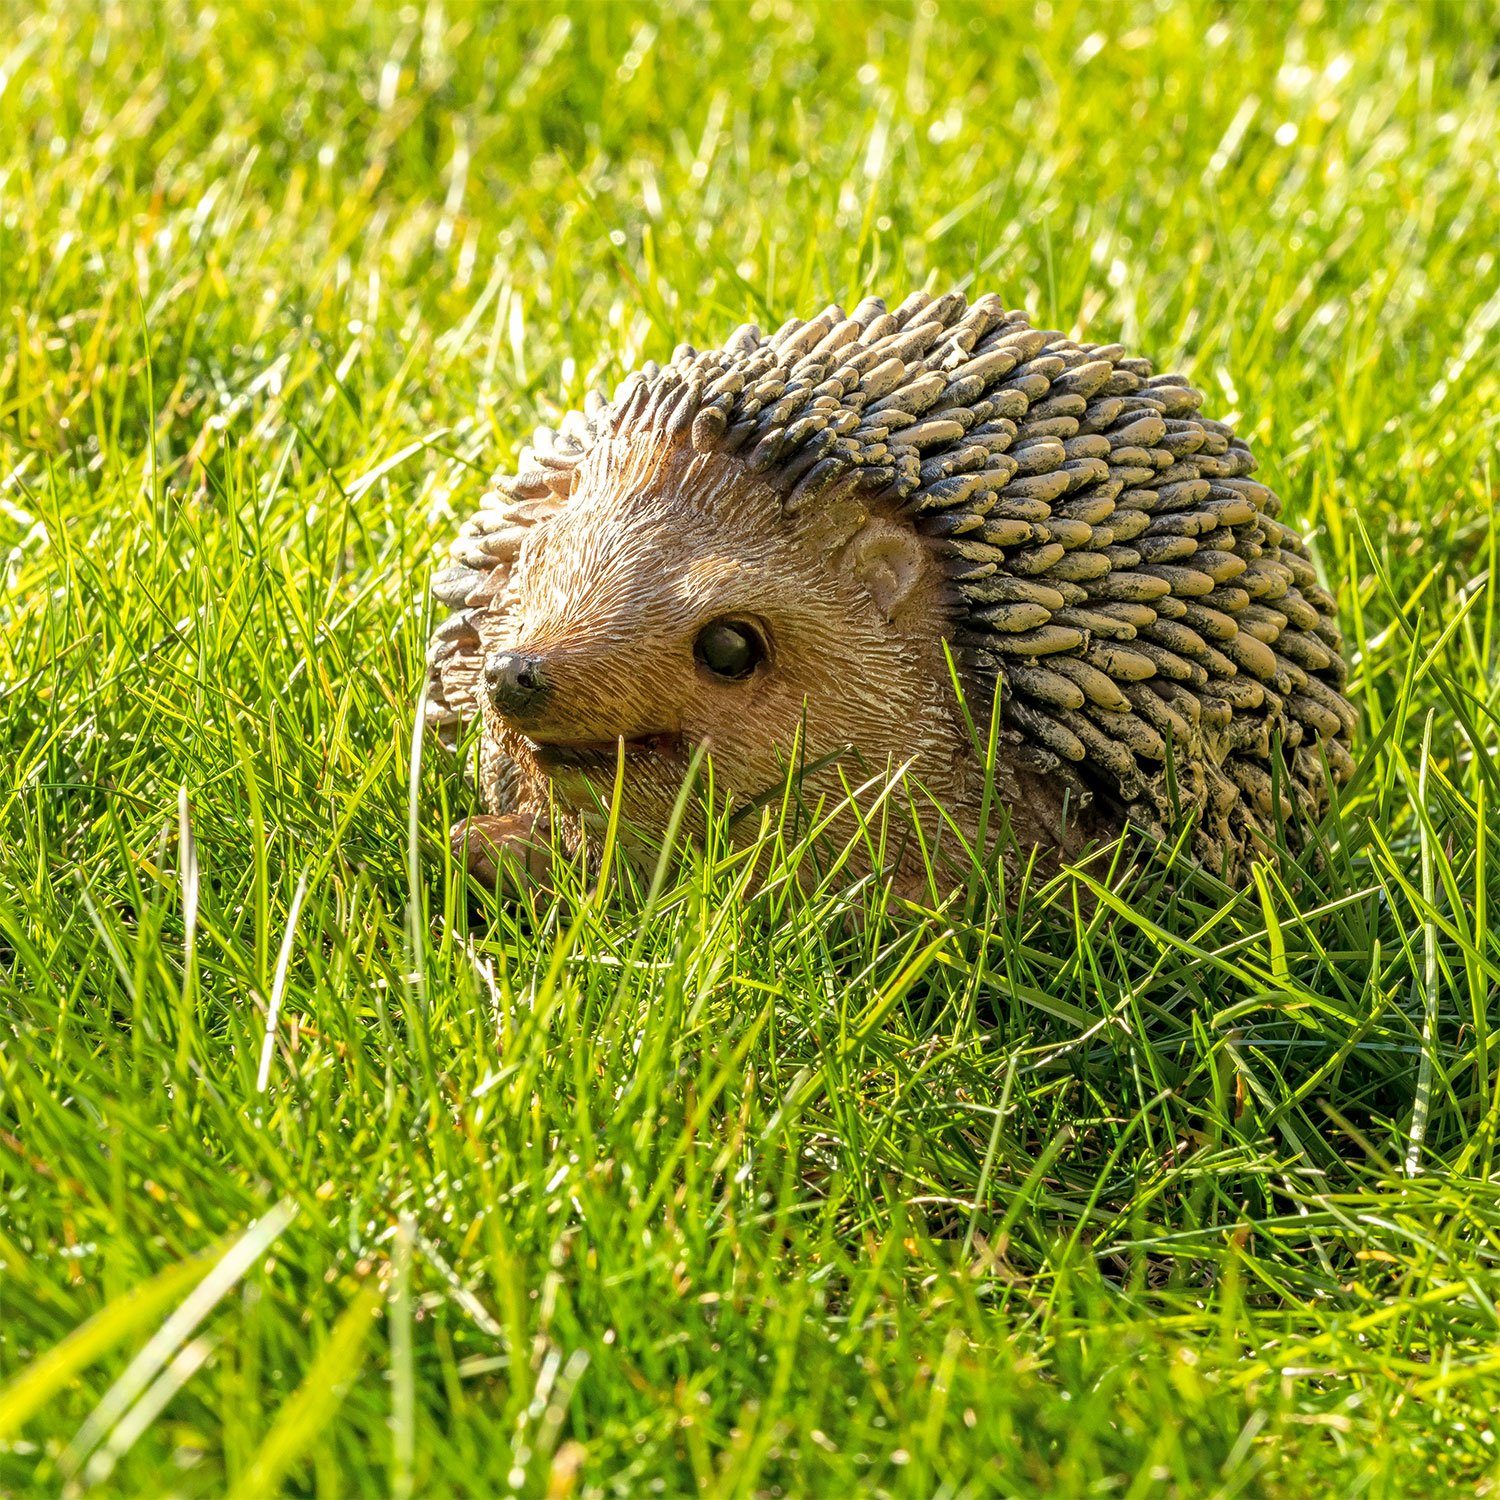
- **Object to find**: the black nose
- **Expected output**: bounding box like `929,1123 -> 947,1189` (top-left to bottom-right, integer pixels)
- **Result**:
484,651 -> 549,719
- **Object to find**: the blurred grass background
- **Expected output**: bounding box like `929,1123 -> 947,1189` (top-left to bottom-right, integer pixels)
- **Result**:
2,0 -> 1499,1494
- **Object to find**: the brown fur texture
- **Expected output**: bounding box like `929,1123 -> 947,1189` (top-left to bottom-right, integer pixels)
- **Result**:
428,291 -> 1353,890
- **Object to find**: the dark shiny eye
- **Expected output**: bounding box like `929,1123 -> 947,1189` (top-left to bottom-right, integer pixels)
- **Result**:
694,619 -> 766,681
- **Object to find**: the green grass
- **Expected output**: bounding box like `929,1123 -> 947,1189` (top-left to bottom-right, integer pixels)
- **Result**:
2,0 -> 1498,1493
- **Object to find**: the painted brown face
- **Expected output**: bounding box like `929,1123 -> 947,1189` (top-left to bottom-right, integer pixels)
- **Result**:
482,444 -> 962,834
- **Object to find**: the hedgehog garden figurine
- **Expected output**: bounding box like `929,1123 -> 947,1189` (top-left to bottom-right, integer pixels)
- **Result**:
427,290 -> 1354,896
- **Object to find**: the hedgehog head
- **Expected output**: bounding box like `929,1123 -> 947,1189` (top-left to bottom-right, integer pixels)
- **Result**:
487,419 -> 965,832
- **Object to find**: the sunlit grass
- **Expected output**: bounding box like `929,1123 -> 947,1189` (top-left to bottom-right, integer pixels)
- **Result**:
2,0 -> 1499,1494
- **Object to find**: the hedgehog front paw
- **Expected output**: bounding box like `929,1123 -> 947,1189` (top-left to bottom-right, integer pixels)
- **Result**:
451,813 -> 552,893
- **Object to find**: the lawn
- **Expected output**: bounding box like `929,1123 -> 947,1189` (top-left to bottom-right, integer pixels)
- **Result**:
2,0 -> 1499,1494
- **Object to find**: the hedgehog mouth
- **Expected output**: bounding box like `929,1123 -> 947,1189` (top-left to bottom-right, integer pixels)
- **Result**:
524,732 -> 685,775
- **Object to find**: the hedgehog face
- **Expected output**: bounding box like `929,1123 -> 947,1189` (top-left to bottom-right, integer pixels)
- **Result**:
484,447 -> 962,835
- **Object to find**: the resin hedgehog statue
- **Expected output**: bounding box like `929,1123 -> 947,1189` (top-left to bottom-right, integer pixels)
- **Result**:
428,291 -> 1354,893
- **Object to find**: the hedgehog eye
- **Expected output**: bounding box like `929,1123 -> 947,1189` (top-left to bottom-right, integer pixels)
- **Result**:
694,619 -> 766,681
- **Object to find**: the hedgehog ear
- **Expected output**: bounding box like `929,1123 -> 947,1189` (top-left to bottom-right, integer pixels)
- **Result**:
842,519 -> 931,623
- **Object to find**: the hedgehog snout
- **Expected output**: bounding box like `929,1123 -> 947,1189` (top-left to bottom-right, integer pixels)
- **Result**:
485,650 -> 550,722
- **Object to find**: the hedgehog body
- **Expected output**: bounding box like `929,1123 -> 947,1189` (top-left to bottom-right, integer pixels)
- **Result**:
429,291 -> 1354,886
